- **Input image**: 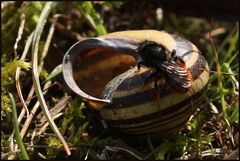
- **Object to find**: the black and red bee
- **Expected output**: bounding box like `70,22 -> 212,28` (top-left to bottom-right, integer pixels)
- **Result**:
136,40 -> 193,94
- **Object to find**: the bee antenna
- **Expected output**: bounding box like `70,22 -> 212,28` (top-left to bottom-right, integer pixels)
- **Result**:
171,49 -> 177,60
171,49 -> 176,56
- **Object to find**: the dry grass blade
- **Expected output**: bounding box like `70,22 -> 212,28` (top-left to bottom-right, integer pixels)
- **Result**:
14,13 -> 30,118
14,13 -> 25,57
39,14 -> 61,69
224,148 -> 239,160
31,2 -> 71,156
19,81 -> 52,139
14,82 -> 60,106
179,148 -> 224,160
15,68 -> 30,118
14,32 -> 34,123
38,95 -> 71,126
37,112 -> 64,136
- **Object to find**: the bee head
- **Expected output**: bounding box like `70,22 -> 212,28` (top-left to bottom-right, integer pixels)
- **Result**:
136,40 -> 168,63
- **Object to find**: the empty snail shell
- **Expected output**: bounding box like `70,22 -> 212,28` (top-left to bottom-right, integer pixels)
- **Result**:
62,30 -> 209,138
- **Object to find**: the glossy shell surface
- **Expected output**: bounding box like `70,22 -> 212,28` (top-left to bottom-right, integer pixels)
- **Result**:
63,30 -> 209,138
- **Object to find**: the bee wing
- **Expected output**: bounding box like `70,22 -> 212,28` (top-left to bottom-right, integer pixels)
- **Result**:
160,60 -> 192,90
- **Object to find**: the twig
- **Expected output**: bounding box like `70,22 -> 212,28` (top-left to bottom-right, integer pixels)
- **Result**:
15,32 -> 34,120
14,15 -> 31,119
224,148 -> 239,160
38,95 -> 71,126
1,149 -> 21,159
15,68 -> 30,118
14,13 -> 25,57
14,82 -> 61,105
17,86 -> 35,124
20,81 -> 52,139
178,148 -> 224,160
222,116 -> 236,148
39,14 -> 61,70
9,93 -> 30,160
31,2 -> 71,156
20,31 -> 35,61
30,129 -> 37,147
37,112 -> 64,136
13,86 -> 37,152
84,148 -> 91,160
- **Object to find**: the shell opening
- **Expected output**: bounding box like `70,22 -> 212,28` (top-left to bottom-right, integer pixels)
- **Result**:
72,47 -> 137,100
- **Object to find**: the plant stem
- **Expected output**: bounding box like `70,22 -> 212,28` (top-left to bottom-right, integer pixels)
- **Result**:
9,93 -> 30,160
209,31 -> 227,118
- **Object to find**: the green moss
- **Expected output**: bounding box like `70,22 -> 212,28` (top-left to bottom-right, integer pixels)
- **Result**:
1,57 -> 31,90
1,92 -> 12,120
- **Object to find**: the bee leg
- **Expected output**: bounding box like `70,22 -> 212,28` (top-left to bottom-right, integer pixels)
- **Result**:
140,70 -> 158,93
154,80 -> 160,111
137,61 -> 144,71
153,75 -> 163,111
171,49 -> 176,58
135,62 -> 143,74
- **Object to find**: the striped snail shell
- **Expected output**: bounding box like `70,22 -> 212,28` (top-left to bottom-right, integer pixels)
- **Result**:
62,30 -> 209,138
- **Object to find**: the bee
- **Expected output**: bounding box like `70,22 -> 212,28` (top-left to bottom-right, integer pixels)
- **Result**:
136,40 -> 193,95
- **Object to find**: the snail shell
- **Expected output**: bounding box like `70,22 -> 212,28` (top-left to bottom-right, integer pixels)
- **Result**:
62,30 -> 209,138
